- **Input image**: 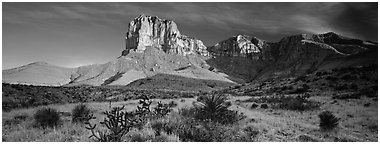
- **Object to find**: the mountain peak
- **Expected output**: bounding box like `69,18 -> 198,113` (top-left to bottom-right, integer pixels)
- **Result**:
123,15 -> 209,57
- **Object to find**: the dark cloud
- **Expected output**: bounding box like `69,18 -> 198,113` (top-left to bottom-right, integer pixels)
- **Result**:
331,3 -> 378,40
2,2 -> 377,69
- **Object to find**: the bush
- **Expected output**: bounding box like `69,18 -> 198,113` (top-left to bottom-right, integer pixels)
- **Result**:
85,95 -> 174,142
72,103 -> 92,123
256,94 -> 319,111
318,111 -> 340,131
85,106 -> 143,142
171,113 -> 256,142
34,107 -> 61,128
153,101 -> 172,116
260,104 -> 269,109
250,103 -> 259,109
169,101 -> 177,107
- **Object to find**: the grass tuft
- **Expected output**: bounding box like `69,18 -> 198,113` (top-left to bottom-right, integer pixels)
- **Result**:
318,111 -> 340,131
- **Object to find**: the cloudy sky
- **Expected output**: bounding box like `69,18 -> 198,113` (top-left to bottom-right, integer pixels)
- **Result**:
2,2 -> 378,69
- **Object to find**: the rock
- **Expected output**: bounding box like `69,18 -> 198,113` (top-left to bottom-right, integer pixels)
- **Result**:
124,15 -> 209,57
208,32 -> 376,79
208,34 -> 272,60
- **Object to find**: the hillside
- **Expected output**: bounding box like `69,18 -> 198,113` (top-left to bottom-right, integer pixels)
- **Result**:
207,32 -> 377,81
2,15 -> 377,91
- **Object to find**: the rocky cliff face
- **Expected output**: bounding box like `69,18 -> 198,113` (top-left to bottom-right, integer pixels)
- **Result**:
207,32 -> 377,80
210,32 -> 374,61
208,35 -> 275,61
123,15 -> 209,57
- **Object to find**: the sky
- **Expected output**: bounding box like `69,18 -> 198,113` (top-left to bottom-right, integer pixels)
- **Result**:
2,2 -> 378,69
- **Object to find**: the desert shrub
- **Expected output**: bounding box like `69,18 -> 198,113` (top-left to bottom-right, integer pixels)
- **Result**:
169,101 -> 177,107
150,116 -> 177,136
128,127 -> 155,142
85,106 -> 144,142
71,103 -> 92,123
168,112 -> 256,142
14,114 -> 28,121
250,103 -> 259,109
256,94 -> 319,111
243,126 -> 260,140
260,104 -> 269,109
85,96 -> 174,142
194,93 -> 245,124
34,107 -> 61,128
178,106 -> 198,119
318,111 -> 340,131
153,101 -> 172,117
279,95 -> 318,111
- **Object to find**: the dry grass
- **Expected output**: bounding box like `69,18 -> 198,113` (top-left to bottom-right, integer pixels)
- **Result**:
2,94 -> 377,142
2,98 -> 195,142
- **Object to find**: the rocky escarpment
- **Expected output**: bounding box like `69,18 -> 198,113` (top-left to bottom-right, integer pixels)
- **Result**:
210,32 -> 376,60
208,35 -> 274,60
122,15 -> 209,57
207,32 -> 377,80
3,15 -> 235,87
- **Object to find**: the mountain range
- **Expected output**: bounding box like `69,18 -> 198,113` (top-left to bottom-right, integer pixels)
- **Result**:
3,15 -> 378,90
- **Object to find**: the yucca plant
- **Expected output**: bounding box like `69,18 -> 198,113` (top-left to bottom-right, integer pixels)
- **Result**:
195,93 -> 243,124
318,111 -> 340,131
196,93 -> 229,115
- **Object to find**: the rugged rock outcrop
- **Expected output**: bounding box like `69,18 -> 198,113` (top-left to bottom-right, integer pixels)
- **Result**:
123,15 -> 209,57
208,35 -> 270,59
210,32 -> 375,60
207,32 -> 377,80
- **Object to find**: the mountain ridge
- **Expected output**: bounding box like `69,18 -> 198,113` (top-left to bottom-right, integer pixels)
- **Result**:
2,15 -> 377,89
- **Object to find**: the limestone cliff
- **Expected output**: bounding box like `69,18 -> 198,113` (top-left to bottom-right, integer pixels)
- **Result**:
123,15 -> 209,57
207,32 -> 377,80
208,34 -> 274,60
